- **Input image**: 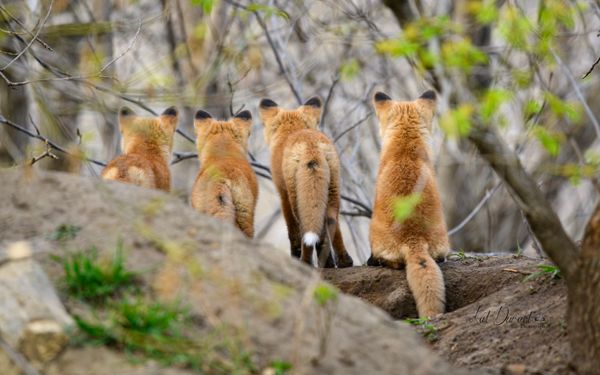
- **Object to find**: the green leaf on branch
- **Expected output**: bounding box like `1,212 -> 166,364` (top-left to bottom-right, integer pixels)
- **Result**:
339,58 -> 360,81
524,99 -> 543,120
440,105 -> 474,138
393,193 -> 422,223
544,92 -> 582,123
441,39 -> 487,72
246,4 -> 289,20
480,89 -> 512,123
533,126 -> 562,157
375,38 -> 420,58
468,0 -> 498,25
498,7 -> 531,50
191,0 -> 216,13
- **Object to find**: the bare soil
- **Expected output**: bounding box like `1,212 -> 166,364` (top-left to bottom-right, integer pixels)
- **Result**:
323,256 -> 571,375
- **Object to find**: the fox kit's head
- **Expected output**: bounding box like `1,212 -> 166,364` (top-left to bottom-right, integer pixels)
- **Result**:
118,106 -> 178,158
372,90 -> 437,147
193,109 -> 253,158
258,96 -> 322,146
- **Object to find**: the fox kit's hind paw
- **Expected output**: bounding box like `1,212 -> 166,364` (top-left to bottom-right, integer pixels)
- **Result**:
366,255 -> 405,269
336,253 -> 353,268
366,255 -> 380,267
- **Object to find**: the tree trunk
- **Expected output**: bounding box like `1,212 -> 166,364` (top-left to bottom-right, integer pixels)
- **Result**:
567,201 -> 600,374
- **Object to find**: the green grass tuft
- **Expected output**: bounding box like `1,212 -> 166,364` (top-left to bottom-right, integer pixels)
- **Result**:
523,263 -> 561,282
61,241 -> 135,302
75,298 -> 255,374
404,318 -> 439,342
269,359 -> 293,375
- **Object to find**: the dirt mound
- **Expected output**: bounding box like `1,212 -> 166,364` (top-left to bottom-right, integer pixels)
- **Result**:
323,257 -> 570,374
322,256 -> 543,319
0,169 -> 467,375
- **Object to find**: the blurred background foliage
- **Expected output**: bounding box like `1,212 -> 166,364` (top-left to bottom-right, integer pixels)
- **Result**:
1,0 -> 599,262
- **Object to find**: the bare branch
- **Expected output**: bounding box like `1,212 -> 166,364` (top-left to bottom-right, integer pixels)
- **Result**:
581,55 -> 600,79
448,183 -> 501,237
320,74 -> 340,128
100,19 -> 142,73
224,0 -> 303,104
0,5 -> 53,51
0,115 -> 106,167
0,0 -> 53,71
30,140 -> 58,165
467,124 -> 578,280
333,111 -> 373,143
551,49 -> 600,140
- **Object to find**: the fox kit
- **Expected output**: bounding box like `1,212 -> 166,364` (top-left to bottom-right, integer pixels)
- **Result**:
191,110 -> 258,238
258,97 -> 353,268
369,90 -> 449,318
102,107 -> 178,192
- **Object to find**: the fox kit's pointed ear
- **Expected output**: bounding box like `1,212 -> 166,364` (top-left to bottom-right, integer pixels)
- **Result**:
160,106 -> 178,133
258,98 -> 279,123
416,90 -> 437,122
118,106 -> 135,133
233,110 -> 252,143
233,110 -> 252,126
301,96 -> 322,128
194,109 -> 213,132
119,106 -> 135,118
373,91 -> 393,119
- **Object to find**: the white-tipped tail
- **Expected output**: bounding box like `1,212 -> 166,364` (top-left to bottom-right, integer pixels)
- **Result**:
303,232 -> 319,247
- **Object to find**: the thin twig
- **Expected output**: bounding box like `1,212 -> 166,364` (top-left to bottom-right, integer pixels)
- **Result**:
502,268 -> 532,275
100,19 -> 142,73
320,74 -> 340,128
551,49 -> 600,140
448,183 -> 502,237
1,0 -> 53,71
224,0 -> 303,104
333,111 -> 373,143
30,140 -> 58,165
581,55 -> 600,79
0,115 -> 106,167
0,5 -> 53,51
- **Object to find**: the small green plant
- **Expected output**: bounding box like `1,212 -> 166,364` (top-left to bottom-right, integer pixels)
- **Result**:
61,242 -> 135,302
313,283 -> 339,306
114,298 -> 186,336
75,299 -> 255,374
523,264 -> 561,282
515,243 -> 523,258
448,248 -> 467,260
404,318 -> 439,342
49,224 -> 81,241
269,360 -> 293,375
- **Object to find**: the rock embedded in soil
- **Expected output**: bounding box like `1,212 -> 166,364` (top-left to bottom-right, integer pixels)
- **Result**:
0,241 -> 73,363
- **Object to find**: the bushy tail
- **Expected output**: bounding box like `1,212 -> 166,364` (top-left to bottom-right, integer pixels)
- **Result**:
406,245 -> 445,318
296,154 -> 330,247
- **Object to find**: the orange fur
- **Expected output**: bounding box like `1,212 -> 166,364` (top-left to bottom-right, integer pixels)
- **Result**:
369,90 -> 449,318
101,107 -> 178,192
190,110 -> 258,238
258,97 -> 353,268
